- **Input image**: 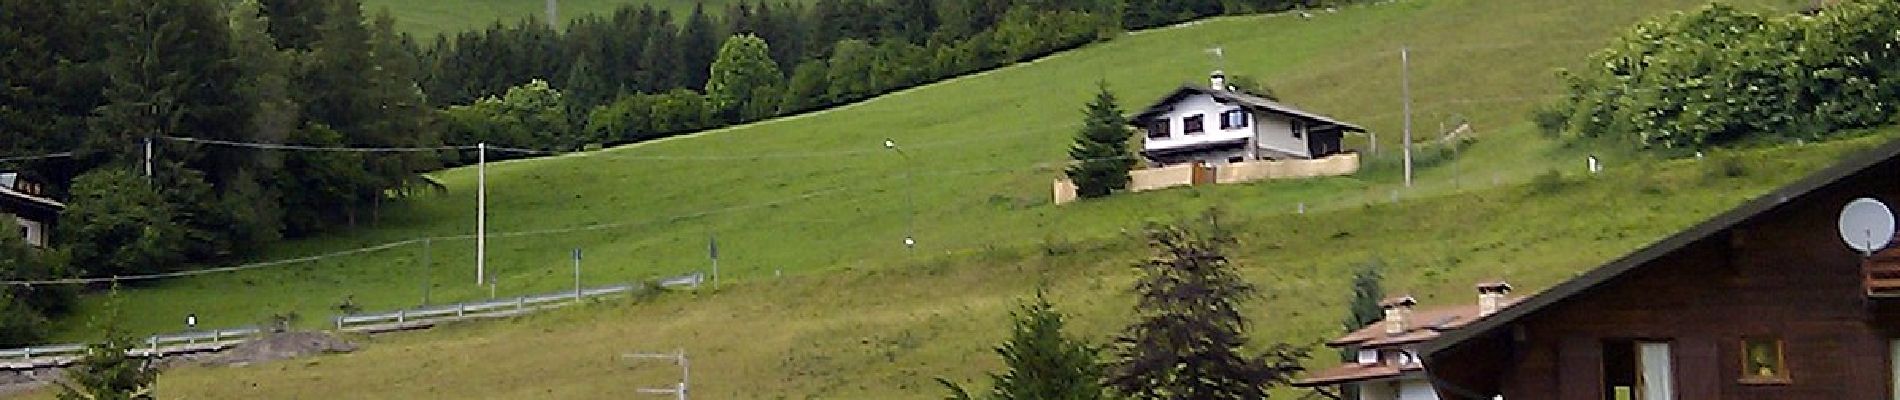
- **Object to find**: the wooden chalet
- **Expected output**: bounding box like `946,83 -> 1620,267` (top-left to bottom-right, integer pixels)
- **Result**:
0,173 -> 60,248
1421,138 -> 1900,399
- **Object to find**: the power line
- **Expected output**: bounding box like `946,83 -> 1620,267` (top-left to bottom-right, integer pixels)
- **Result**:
486,128 -> 1049,161
0,151 -> 74,162
161,136 -> 477,152
1,185 -> 849,286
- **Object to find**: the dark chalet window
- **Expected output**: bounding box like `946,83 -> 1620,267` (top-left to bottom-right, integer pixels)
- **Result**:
1219,109 -> 1249,130
1148,120 -> 1170,139
1183,115 -> 1205,135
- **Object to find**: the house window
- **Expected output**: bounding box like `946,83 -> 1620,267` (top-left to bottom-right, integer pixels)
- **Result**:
1741,338 -> 1789,384
1219,109 -> 1249,130
1605,340 -> 1674,400
1183,115 -> 1205,135
1148,120 -> 1170,139
1291,119 -> 1305,139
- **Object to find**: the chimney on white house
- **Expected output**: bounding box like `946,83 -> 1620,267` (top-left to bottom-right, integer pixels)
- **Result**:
1210,70 -> 1228,91
1477,281 -> 1513,316
1380,296 -> 1417,335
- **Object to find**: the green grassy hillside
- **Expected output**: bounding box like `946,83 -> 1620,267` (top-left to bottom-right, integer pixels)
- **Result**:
53,132 -> 1890,399
50,0 -> 1799,340
362,0 -> 754,38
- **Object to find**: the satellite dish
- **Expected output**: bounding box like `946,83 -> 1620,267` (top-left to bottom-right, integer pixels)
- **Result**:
1839,198 -> 1896,254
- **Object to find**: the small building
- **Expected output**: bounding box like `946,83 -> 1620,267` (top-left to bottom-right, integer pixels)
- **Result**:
0,173 -> 61,248
1129,71 -> 1365,167
1296,283 -> 1517,400
1421,137 -> 1900,399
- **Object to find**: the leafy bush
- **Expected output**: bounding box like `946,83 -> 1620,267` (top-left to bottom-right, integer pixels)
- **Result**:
1548,1 -> 1900,150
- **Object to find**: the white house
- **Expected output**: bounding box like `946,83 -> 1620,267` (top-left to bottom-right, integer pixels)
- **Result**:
0,173 -> 61,248
1295,282 -> 1516,400
1129,71 -> 1365,167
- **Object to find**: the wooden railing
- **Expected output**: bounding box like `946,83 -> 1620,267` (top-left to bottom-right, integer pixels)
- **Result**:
1865,252 -> 1900,297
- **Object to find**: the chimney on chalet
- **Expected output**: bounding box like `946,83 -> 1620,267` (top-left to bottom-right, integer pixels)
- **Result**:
1477,280 -> 1513,316
1380,296 -> 1417,335
1210,70 -> 1228,91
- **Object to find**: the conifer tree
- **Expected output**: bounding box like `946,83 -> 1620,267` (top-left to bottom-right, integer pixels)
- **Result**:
55,289 -> 158,400
1108,214 -> 1308,399
940,289 -> 1106,400
1064,82 -> 1136,199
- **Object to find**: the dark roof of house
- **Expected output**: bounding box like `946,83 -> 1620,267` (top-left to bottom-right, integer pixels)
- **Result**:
1422,137 -> 1900,358
1329,298 -> 1521,348
1130,85 -> 1367,133
0,173 -> 61,214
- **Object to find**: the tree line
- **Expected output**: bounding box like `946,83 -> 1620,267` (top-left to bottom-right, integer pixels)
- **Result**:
0,0 -> 434,345
428,0 -> 1347,164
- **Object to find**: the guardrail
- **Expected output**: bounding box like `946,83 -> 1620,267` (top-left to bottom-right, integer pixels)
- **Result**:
0,327 -> 263,370
0,283 -> 641,370
333,284 -> 636,333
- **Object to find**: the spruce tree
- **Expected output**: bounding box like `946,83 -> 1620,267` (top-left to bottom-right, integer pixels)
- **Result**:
1064,82 -> 1136,199
1107,213 -> 1308,399
56,289 -> 158,400
941,289 -> 1106,400
1337,260 -> 1385,399
1341,261 -> 1386,337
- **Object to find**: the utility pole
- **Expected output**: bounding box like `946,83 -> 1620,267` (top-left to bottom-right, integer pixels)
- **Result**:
143,136 -> 154,183
573,247 -> 582,298
546,0 -> 559,28
422,237 -> 432,305
1401,46 -> 1414,188
477,142 -> 487,285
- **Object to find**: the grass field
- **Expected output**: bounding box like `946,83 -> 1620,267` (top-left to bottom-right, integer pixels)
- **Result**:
34,132 -> 1886,399
17,0 -> 1836,397
49,0 -> 1801,341
362,0 -> 757,38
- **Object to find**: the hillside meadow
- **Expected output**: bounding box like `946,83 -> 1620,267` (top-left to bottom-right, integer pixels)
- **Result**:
48,0 -> 1801,341
29,131 -> 1886,399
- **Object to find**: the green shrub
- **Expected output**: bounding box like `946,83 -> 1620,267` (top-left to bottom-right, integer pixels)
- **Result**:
1555,1 -> 1900,150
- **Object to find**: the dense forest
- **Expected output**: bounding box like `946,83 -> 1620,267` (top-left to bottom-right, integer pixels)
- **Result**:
0,0 -> 1341,345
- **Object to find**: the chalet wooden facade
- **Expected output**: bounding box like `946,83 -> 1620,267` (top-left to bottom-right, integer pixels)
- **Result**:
1421,138 -> 1900,399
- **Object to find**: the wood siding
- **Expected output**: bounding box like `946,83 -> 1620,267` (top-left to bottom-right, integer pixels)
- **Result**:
1437,156 -> 1900,399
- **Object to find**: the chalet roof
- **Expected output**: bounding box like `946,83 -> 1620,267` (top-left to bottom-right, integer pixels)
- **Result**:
1422,137 -> 1900,358
1293,362 -> 1419,387
1130,85 -> 1367,133
1327,299 -> 1520,348
0,173 -> 61,214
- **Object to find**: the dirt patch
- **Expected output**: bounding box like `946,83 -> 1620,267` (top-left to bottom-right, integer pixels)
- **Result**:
190,331 -> 358,367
